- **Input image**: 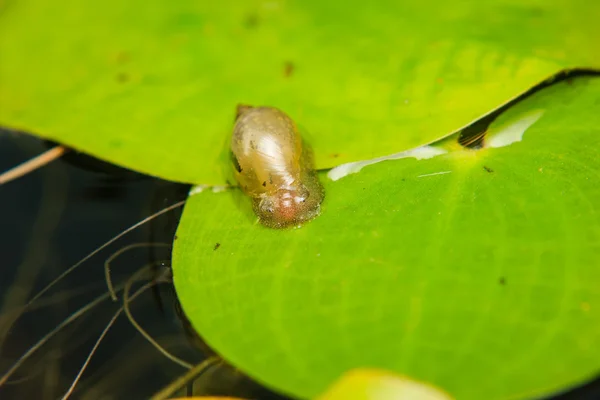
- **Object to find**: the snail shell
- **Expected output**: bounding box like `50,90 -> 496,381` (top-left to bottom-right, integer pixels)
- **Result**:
230,105 -> 324,228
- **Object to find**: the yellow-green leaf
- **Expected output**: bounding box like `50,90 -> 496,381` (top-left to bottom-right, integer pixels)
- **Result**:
1,0 -> 599,184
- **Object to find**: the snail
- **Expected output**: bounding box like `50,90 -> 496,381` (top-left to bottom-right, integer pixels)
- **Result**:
230,105 -> 324,228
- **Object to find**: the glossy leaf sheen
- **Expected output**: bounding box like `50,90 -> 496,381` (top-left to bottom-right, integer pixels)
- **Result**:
1,0 -> 599,183
174,77 -> 600,399
316,369 -> 453,400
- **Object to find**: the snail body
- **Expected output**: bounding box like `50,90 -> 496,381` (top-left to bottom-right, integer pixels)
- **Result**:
230,105 -> 324,228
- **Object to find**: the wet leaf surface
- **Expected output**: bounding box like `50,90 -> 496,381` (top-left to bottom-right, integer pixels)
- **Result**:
174,76 -> 600,399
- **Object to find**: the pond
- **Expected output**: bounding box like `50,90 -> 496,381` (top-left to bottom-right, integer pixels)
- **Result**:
0,130 -> 288,399
0,129 -> 598,399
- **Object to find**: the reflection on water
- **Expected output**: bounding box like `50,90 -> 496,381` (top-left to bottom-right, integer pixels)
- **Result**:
0,131 -> 287,399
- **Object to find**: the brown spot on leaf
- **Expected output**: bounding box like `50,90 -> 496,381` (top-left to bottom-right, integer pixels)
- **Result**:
483,166 -> 494,173
244,14 -> 259,29
116,73 -> 129,83
214,243 -> 221,251
284,61 -> 294,77
116,51 -> 130,64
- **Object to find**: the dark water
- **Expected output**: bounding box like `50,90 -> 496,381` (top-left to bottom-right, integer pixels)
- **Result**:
0,130 -> 597,399
0,131 -> 287,399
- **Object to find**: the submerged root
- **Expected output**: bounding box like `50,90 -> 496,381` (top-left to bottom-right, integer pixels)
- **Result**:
1,192 -> 188,396
150,357 -> 222,400
0,282 -> 104,321
123,264 -> 193,370
1,262 -> 187,398
60,271 -> 162,400
104,242 -> 171,301
0,287 -> 118,387
25,200 -> 185,309
0,199 -> 187,380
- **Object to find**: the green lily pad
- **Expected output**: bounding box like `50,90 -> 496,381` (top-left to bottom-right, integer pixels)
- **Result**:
1,0 -> 599,184
173,76 -> 600,399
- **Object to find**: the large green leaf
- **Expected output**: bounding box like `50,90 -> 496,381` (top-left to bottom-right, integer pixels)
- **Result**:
1,0 -> 599,184
173,76 -> 600,399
